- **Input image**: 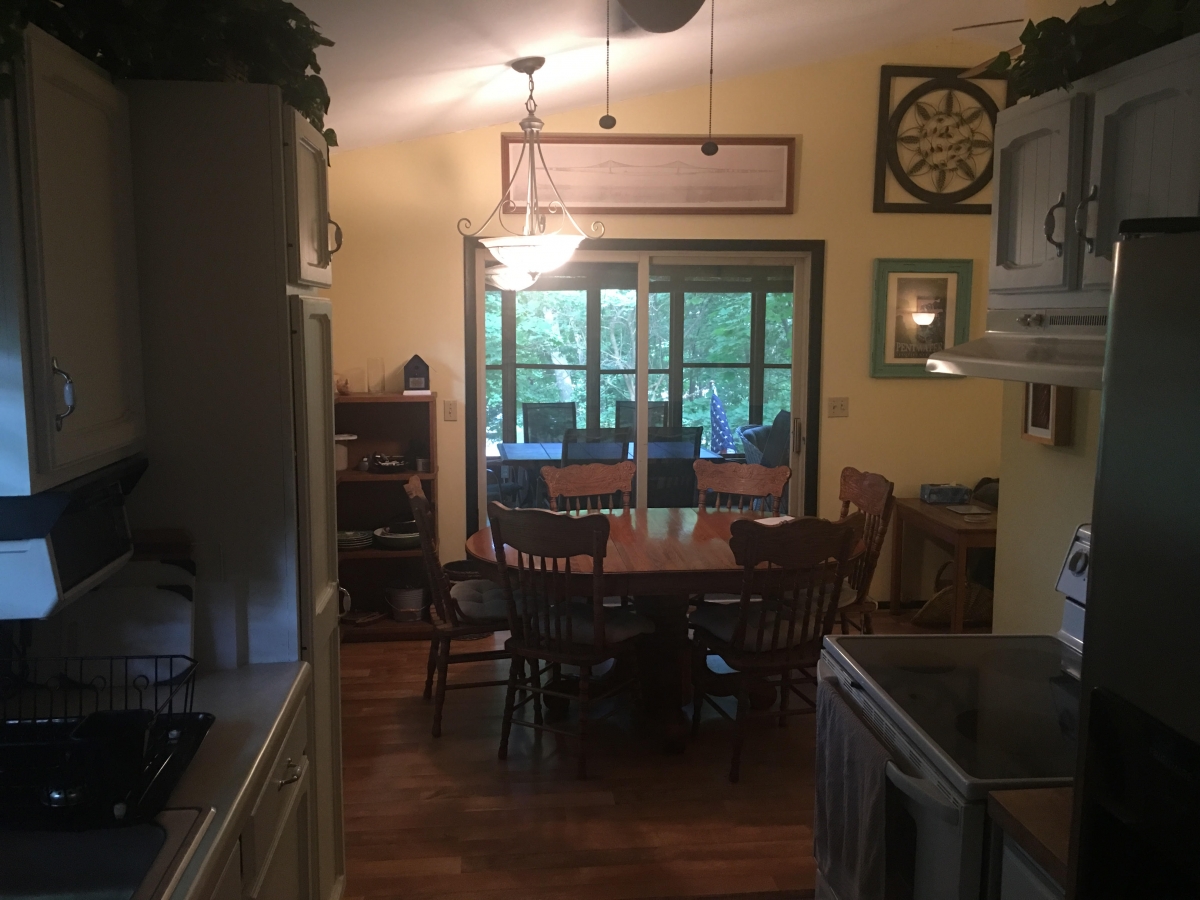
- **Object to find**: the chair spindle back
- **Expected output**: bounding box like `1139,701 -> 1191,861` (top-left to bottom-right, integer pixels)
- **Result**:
487,502 -> 611,651
837,467 -> 895,600
727,516 -> 856,663
541,461 -> 635,514
404,476 -> 460,627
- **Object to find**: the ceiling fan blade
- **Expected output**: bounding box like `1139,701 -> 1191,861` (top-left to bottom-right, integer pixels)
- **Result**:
616,0 -> 706,34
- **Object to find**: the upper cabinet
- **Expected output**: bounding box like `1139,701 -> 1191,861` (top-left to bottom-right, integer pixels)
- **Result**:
0,27 -> 144,495
991,93 -> 1087,293
989,33 -> 1200,298
1081,47 -> 1200,289
284,109 -> 335,288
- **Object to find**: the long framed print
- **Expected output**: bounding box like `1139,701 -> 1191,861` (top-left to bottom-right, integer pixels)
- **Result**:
871,258 -> 973,378
499,134 -> 795,215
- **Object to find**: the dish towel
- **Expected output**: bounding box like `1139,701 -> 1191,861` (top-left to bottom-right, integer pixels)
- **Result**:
814,678 -> 891,900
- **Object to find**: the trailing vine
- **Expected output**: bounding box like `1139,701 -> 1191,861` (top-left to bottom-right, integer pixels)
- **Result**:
989,0 -> 1200,99
0,0 -> 337,145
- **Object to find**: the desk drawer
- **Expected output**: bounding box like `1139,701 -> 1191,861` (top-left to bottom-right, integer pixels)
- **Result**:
243,696 -> 308,893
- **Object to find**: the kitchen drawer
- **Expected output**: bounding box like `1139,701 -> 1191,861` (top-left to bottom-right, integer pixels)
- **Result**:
242,696 -> 308,892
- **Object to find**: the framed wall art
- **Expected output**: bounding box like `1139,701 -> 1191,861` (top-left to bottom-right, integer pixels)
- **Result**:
1022,383 -> 1074,446
870,258 -> 973,378
873,65 -> 1009,214
499,134 -> 795,215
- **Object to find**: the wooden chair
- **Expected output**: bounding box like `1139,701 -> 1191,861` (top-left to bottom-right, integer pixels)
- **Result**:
404,477 -> 510,738
689,516 -> 856,782
694,459 -> 791,514
488,502 -> 654,779
835,467 -> 896,635
541,460 -> 635,513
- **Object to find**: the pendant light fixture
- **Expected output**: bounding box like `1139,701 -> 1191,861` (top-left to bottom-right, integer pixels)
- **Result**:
460,56 -> 604,287
599,2 -> 616,129
701,0 -> 718,156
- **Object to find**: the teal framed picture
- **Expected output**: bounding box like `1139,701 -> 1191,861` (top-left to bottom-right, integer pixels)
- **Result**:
870,258 -> 973,378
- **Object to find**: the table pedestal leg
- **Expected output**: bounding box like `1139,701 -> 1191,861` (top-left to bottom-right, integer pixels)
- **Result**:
951,542 -> 968,634
633,595 -> 691,754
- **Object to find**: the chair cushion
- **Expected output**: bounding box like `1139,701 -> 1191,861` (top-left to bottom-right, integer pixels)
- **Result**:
689,600 -> 811,651
449,579 -> 507,621
481,588 -> 654,645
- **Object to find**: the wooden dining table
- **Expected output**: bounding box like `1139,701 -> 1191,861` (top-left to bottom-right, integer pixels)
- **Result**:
466,507 -> 779,750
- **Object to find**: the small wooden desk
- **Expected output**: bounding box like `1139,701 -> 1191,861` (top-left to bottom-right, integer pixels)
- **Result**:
889,497 -> 997,632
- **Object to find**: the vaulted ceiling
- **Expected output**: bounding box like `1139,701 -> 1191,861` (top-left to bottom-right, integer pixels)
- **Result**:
301,0 -> 1025,151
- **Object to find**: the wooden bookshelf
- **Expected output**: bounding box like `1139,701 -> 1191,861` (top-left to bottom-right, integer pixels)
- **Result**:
335,392 -> 438,641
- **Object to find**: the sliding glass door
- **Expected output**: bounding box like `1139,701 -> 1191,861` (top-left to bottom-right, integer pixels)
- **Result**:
474,245 -> 816,523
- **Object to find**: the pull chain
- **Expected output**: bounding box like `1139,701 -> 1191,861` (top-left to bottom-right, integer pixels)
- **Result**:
526,72 -> 537,115
600,1 -> 616,129
701,0 -> 718,155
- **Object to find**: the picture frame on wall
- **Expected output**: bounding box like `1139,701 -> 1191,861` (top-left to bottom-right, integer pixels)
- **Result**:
870,258 -> 973,378
873,65 -> 1009,214
499,134 -> 795,215
1022,383 -> 1074,446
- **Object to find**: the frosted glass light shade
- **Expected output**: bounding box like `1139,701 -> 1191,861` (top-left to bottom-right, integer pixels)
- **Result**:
911,311 -> 937,326
485,265 -> 537,292
481,234 -> 583,275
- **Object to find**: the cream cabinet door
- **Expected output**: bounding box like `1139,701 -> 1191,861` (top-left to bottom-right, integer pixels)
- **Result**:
1079,52 -> 1200,289
17,26 -> 144,486
251,768 -> 314,900
290,295 -> 345,900
990,93 -> 1087,293
284,110 -> 333,288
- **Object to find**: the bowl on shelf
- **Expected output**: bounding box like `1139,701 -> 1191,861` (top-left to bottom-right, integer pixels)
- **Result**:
373,527 -> 420,551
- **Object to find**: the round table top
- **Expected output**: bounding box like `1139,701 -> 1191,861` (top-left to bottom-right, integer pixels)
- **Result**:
464,507 -> 765,595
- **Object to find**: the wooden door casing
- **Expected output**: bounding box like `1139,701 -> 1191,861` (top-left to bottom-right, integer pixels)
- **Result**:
16,26 -> 144,486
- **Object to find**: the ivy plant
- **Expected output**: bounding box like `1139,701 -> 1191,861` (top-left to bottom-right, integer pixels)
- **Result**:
990,0 -> 1200,99
0,0 -> 337,145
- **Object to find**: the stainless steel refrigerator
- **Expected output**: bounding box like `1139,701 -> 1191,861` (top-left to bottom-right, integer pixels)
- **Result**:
1072,218 -> 1200,898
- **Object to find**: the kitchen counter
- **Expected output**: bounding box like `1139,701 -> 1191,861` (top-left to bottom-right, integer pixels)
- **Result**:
987,787 -> 1074,888
166,661 -> 311,900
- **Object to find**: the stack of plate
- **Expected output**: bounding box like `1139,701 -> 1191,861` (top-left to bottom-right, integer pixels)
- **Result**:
337,530 -> 374,551
374,527 -> 421,551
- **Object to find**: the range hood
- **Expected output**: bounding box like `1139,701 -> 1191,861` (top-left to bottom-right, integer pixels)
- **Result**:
0,455 -> 147,619
927,306 -> 1108,389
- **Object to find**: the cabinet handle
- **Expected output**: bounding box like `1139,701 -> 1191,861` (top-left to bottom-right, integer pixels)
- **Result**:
328,219 -> 343,255
277,758 -> 302,789
1043,191 -> 1066,258
51,357 -> 75,432
1074,184 -> 1098,254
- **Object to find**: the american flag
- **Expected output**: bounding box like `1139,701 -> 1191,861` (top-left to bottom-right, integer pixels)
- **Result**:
709,383 -> 738,455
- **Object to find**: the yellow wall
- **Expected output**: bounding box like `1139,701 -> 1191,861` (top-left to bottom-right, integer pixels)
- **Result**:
992,385 -> 1100,633
327,35 -> 1007,591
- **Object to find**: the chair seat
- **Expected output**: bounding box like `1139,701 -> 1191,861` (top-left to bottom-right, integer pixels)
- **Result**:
689,601 -> 810,651
449,578 -> 507,622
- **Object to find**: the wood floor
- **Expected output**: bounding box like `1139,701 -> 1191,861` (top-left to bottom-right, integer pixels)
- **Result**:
340,635 -> 825,900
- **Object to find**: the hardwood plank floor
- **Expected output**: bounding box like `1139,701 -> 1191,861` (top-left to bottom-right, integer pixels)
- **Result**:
341,635 -> 822,900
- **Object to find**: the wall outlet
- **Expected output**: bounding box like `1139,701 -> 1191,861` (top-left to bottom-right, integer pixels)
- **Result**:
443,399 -> 458,422
827,397 -> 849,418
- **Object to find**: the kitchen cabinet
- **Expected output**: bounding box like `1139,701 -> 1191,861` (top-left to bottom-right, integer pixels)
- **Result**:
284,108 -> 335,288
1079,40 -> 1200,289
991,93 -> 1087,294
0,26 -> 144,496
999,838 -> 1064,900
989,32 -> 1200,299
208,843 -> 243,900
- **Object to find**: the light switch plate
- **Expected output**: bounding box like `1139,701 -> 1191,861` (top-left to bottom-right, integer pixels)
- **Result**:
443,400 -> 458,422
827,397 -> 849,418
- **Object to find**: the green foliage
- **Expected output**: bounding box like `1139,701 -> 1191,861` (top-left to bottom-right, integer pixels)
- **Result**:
0,0 -> 336,144
484,287 -> 793,453
990,0 -> 1200,99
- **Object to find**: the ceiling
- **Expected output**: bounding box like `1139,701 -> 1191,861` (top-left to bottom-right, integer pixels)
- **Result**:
300,0 -> 1025,151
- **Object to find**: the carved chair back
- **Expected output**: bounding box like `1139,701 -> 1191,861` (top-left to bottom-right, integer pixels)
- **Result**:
487,502 -> 611,652
541,461 -> 635,513
694,460 -> 791,515
837,467 -> 895,600
404,476 -> 461,627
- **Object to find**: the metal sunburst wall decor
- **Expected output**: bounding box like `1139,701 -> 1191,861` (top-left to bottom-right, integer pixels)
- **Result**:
873,65 -> 1009,214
